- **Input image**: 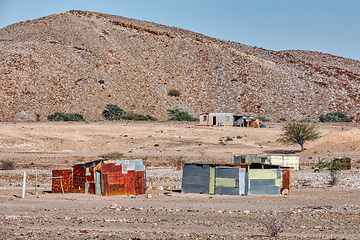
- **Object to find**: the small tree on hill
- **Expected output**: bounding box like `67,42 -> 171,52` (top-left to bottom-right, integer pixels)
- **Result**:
277,121 -> 321,151
102,104 -> 126,120
167,106 -> 199,122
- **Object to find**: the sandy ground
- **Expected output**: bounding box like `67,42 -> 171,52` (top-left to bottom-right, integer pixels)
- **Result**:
1,121 -> 360,239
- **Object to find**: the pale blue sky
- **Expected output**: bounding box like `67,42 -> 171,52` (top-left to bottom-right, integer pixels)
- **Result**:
0,0 -> 359,60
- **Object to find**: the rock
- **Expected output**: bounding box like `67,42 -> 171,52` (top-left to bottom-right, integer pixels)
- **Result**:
109,203 -> 117,209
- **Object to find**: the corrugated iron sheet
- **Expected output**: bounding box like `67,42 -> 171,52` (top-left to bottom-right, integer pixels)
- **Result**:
72,164 -> 86,193
52,169 -> 72,193
215,166 -> 239,195
181,164 -> 210,194
247,169 -> 282,195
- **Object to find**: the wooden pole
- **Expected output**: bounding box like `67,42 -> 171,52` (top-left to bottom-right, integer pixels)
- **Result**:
22,171 -> 26,198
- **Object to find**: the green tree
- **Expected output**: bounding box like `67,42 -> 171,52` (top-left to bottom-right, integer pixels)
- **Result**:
277,121 -> 321,151
167,106 -> 199,122
102,104 -> 126,120
319,112 -> 352,122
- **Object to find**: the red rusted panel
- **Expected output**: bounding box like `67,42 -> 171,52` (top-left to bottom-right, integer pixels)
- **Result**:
107,183 -> 127,195
135,171 -> 145,195
52,169 -> 72,193
107,174 -> 125,184
101,163 -> 122,174
281,169 -> 291,195
101,174 -> 109,196
73,164 -> 85,176
127,170 -> 136,195
88,183 -> 96,194
86,166 -> 95,183
73,165 -> 86,193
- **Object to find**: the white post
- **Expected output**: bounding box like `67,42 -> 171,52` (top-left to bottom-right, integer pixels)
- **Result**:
22,171 -> 26,198
35,167 -> 38,196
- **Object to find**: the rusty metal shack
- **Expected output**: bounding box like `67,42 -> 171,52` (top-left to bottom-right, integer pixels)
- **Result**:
52,159 -> 146,196
181,163 -> 291,195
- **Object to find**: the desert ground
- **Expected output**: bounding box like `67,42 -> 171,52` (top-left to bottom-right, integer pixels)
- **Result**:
1,121 -> 360,239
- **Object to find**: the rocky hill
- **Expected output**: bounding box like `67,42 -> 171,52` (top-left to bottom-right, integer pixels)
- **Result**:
1,10 -> 360,122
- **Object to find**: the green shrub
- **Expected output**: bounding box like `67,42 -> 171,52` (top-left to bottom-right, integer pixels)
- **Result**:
102,104 -> 126,120
256,116 -> 271,122
167,106 -> 199,122
168,89 -> 181,97
300,118 -> 311,122
120,113 -> 157,121
319,112 -> 352,122
47,112 -> 85,121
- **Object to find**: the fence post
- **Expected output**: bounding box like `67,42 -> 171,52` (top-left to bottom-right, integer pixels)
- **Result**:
22,171 -> 26,198
35,167 -> 38,196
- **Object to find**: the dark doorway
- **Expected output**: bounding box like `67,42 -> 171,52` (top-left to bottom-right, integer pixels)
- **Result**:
212,116 -> 217,126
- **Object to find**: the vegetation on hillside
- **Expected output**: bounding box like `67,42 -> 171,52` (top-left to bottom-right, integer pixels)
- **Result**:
102,104 -> 156,121
319,112 -> 352,122
47,112 -> 85,121
167,106 -> 199,122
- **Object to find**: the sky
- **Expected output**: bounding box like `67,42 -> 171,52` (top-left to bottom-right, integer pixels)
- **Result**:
0,0 -> 359,60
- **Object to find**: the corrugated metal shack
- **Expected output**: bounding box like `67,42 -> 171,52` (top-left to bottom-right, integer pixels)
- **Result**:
234,154 -> 299,170
52,159 -> 146,196
181,163 -> 291,195
199,113 -> 233,126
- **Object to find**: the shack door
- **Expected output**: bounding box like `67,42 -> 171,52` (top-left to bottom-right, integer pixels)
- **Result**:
239,167 -> 246,195
212,116 -> 217,126
95,170 -> 102,195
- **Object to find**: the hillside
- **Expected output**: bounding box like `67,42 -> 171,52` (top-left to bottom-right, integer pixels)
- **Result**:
1,10 -> 360,122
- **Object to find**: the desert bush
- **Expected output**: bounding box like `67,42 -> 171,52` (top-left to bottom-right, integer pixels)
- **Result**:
0,160 -> 16,170
225,136 -> 233,141
35,114 -> 41,121
167,106 -> 199,122
256,116 -> 270,122
316,157 -> 349,185
102,104 -> 126,120
259,213 -> 289,237
168,89 -> 181,97
120,113 -> 156,121
300,118 -> 311,122
47,112 -> 85,121
319,112 -> 352,122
